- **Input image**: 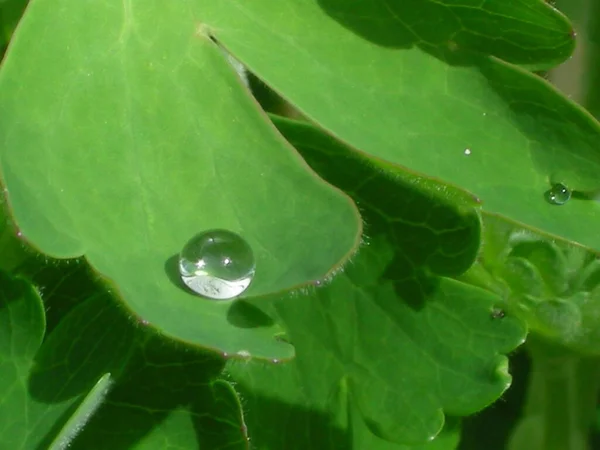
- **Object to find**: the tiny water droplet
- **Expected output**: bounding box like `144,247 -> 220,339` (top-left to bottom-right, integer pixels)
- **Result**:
179,229 -> 255,300
271,358 -> 281,364
545,183 -> 571,205
464,148 -> 471,156
236,350 -> 251,360
491,308 -> 505,319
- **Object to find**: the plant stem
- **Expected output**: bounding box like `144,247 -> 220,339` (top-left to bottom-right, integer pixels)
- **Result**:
512,337 -> 600,450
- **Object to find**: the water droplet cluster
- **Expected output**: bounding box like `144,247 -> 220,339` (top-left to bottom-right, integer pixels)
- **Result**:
179,229 -> 255,300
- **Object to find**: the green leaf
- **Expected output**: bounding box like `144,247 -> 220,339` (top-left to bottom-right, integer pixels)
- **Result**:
0,271 -> 116,449
314,0 -> 574,68
507,340 -> 600,450
272,115 -> 482,290
0,270 -> 48,449
0,194 -> 29,272
29,293 -> 135,402
0,270 -> 44,366
0,0 -> 362,358
197,1 -> 600,251
48,373 -> 114,450
15,258 -> 104,334
351,414 -> 461,450
501,256 -> 546,298
228,236 -> 525,446
0,0 -> 27,47
72,336 -> 248,450
5,266 -> 246,450
1,289 -> 133,450
577,0 -> 600,118
507,237 -> 569,295
227,117 -> 526,446
465,216 -> 600,355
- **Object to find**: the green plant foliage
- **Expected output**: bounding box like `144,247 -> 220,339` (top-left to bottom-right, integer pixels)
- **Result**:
0,271 -> 120,449
0,0 -> 27,48
0,271 -> 46,448
71,335 -> 248,450
0,264 -> 247,449
225,117 -> 527,447
0,0 -> 362,358
48,373 -> 114,450
463,216 -> 600,355
2,0 -> 600,448
196,0 -> 600,251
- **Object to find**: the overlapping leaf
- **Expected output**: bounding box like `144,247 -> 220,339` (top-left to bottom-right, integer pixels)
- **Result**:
0,0 -> 27,48
225,118 -> 526,446
0,268 -> 245,449
197,0 -> 600,251
0,271 -> 119,449
462,214 -> 600,355
0,0 -> 362,358
71,335 -> 249,450
315,0 -> 574,68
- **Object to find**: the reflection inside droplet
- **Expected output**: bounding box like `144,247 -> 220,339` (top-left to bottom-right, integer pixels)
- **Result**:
178,229 -> 255,300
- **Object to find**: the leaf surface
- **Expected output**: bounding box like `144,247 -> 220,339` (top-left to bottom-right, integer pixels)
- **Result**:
0,271 -> 119,449
72,336 -> 249,450
226,117 -> 527,446
0,0 -> 27,47
462,214 -> 600,355
197,0 -> 600,251
0,0 -> 361,358
0,265 -> 247,449
228,236 -> 525,446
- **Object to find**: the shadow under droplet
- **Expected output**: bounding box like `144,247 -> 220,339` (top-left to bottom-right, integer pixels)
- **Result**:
165,254 -> 274,329
227,300 -> 275,329
164,254 -> 190,294
572,190 -> 600,201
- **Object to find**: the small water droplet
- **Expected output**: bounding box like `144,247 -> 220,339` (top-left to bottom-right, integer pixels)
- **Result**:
271,358 -> 281,364
491,308 -> 505,319
236,350 -> 251,360
464,148 -> 471,156
179,229 -> 255,300
545,183 -> 571,205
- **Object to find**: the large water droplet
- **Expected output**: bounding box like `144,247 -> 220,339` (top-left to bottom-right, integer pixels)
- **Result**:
545,183 -> 571,205
179,229 -> 255,300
